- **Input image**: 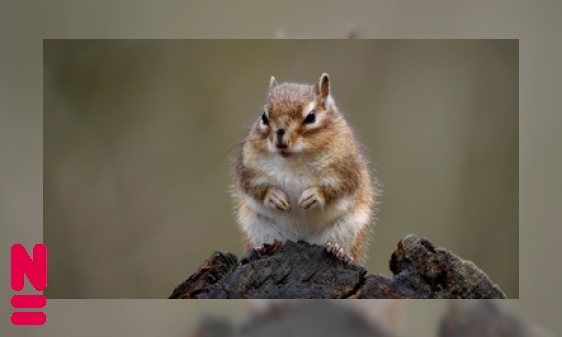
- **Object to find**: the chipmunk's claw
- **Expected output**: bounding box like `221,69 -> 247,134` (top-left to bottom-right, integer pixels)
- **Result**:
326,241 -> 353,264
298,187 -> 325,210
265,188 -> 291,212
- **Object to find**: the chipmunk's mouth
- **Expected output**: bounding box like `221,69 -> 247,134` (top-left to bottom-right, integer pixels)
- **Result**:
275,141 -> 292,158
279,150 -> 292,158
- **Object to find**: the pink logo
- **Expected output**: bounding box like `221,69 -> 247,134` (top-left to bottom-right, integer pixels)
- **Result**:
11,243 -> 47,325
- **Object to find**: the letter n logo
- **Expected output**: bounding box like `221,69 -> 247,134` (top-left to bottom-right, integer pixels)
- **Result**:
11,243 -> 47,325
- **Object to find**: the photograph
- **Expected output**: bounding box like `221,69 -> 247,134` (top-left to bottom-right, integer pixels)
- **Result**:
43,39 -> 518,299
6,1 -> 562,337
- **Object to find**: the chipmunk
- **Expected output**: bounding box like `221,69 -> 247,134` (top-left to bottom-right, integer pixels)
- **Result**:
234,73 -> 376,263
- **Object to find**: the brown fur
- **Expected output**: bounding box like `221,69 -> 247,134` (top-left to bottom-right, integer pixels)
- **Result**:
234,73 -> 377,263
351,226 -> 371,262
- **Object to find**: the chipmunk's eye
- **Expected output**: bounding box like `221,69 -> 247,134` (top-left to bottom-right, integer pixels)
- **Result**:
261,111 -> 269,125
304,110 -> 316,124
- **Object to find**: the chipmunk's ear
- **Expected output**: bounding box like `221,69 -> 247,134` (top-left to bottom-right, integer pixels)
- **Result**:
315,73 -> 330,107
269,76 -> 278,90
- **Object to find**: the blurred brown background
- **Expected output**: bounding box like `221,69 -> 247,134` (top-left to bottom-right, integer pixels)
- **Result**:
43,39 -> 518,299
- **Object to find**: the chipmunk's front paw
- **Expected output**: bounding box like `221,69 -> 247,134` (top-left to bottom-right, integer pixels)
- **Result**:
326,241 -> 354,264
265,188 -> 291,212
298,187 -> 325,210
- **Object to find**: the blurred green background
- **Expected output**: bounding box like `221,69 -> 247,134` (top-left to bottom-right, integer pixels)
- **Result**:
44,39 -> 518,299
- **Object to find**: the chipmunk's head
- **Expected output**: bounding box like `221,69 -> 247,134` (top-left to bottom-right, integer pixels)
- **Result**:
253,73 -> 341,158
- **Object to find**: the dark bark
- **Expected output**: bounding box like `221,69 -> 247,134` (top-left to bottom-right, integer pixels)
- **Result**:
169,234 -> 506,299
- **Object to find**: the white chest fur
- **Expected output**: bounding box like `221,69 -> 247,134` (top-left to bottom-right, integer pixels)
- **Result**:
241,154 -> 357,246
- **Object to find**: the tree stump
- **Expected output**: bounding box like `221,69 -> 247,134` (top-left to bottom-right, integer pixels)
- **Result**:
169,234 -> 506,299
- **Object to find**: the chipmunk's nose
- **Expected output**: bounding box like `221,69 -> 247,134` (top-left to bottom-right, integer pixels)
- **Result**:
275,128 -> 288,149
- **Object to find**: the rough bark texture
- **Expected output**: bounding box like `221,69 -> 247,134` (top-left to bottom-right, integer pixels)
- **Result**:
169,234 -> 506,299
